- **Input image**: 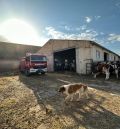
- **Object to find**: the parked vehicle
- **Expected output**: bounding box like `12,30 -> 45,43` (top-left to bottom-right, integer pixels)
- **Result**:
19,53 -> 47,76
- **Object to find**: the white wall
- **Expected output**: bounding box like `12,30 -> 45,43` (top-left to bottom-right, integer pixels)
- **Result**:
91,46 -> 104,61
76,47 -> 91,74
47,54 -> 54,71
91,45 -> 119,62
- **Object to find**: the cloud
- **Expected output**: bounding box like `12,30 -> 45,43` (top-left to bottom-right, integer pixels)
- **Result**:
80,25 -> 87,30
45,26 -> 98,41
64,26 -> 71,31
109,33 -> 115,36
76,25 -> 87,31
45,26 -> 65,39
85,29 -> 91,33
85,17 -> 92,23
85,16 -> 101,24
58,24 -> 73,31
108,34 -> 120,41
100,32 -> 104,35
95,16 -> 101,20
115,2 -> 120,8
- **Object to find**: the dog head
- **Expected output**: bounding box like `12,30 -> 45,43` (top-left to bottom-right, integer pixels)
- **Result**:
58,86 -> 66,93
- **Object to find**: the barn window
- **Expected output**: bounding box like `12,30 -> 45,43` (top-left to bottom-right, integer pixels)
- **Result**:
96,50 -> 100,59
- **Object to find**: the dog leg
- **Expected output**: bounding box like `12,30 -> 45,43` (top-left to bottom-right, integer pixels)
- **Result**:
62,96 -> 69,111
65,96 -> 69,102
69,94 -> 74,101
85,91 -> 89,99
76,92 -> 81,101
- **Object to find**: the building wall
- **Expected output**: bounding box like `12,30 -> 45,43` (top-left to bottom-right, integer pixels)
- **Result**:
38,40 -> 92,72
91,45 -> 103,61
91,45 -> 119,62
76,43 -> 92,74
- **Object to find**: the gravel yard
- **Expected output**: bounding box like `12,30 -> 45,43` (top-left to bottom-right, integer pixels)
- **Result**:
0,72 -> 120,129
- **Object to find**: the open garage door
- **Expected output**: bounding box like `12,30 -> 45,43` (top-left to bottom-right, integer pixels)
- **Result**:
54,48 -> 76,72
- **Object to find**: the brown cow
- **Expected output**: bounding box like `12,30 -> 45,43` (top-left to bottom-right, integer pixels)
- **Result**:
92,62 -> 110,80
92,61 -> 120,80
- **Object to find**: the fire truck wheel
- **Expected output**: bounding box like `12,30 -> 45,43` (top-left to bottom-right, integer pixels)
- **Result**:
41,72 -> 45,75
25,70 -> 30,76
20,71 -> 24,74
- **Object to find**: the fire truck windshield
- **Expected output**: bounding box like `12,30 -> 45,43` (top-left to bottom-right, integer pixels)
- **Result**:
31,55 -> 47,61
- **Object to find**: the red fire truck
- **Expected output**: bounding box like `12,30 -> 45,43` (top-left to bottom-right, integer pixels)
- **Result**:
19,53 -> 47,76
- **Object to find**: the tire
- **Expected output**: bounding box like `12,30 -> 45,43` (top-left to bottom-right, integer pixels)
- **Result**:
20,70 -> 24,74
41,72 -> 45,75
19,68 -> 24,74
19,67 -> 23,74
25,69 -> 30,76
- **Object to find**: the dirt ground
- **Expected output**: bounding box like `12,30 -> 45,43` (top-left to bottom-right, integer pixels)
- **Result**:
0,72 -> 120,129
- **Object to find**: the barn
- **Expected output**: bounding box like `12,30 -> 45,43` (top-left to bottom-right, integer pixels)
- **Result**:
38,39 -> 120,74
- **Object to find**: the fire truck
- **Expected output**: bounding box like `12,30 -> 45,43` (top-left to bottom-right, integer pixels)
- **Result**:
19,53 -> 47,76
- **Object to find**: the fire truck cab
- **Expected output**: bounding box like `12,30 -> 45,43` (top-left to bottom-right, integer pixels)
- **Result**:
19,53 -> 47,76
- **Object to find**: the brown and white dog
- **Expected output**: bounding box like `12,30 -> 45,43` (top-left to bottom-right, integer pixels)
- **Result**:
58,83 -> 88,102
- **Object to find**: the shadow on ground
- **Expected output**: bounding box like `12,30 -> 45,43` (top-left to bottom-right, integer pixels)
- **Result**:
19,73 -> 120,129
0,71 -> 19,78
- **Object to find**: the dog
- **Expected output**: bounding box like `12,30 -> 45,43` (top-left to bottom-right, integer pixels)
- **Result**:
58,83 -> 88,102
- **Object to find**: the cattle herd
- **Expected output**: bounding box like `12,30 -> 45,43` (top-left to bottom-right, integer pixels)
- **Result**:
92,61 -> 120,80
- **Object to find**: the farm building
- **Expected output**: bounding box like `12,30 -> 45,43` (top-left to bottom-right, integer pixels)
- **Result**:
38,39 -> 120,74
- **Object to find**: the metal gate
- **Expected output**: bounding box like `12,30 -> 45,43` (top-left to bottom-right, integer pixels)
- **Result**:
85,59 -> 93,74
86,63 -> 92,74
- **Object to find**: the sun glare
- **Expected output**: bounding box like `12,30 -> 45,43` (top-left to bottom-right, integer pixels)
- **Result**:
0,18 -> 41,45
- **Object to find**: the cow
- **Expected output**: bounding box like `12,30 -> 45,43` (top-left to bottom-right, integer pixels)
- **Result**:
92,61 -> 120,80
110,61 -> 120,79
92,62 -> 110,80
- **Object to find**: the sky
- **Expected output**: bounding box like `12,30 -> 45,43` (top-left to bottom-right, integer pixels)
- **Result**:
0,0 -> 120,55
